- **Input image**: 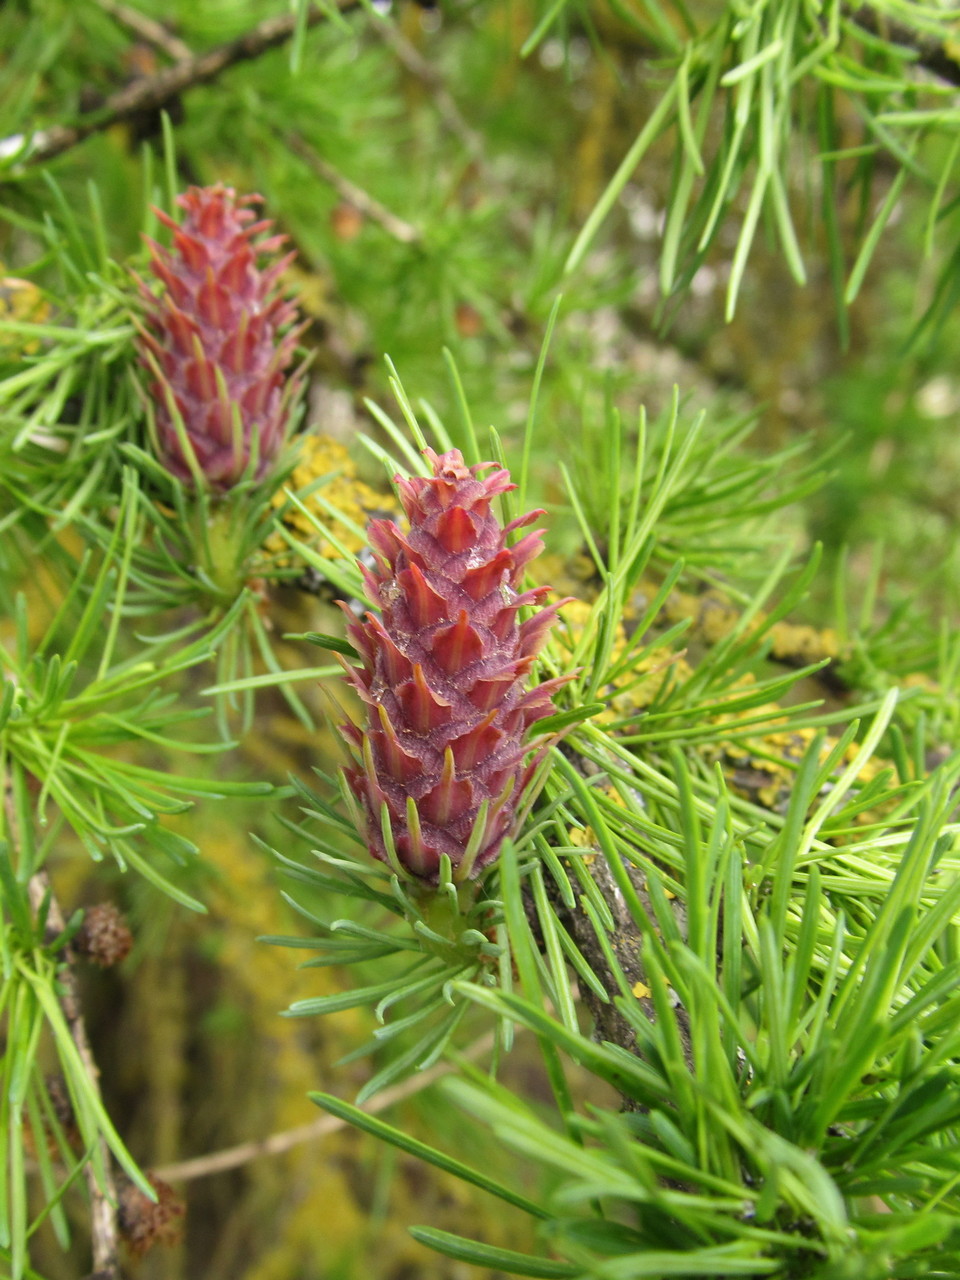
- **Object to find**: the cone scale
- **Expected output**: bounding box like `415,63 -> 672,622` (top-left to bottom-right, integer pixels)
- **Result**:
136,184 -> 304,489
339,448 -> 572,881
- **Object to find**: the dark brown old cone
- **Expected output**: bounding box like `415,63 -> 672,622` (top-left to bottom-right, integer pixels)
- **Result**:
118,1175 -> 184,1257
74,902 -> 133,967
339,448 -> 572,881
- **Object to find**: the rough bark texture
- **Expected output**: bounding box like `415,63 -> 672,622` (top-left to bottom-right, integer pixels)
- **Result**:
550,852 -> 693,1087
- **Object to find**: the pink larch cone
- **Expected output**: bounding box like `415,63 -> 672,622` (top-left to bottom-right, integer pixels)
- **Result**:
338,447 -> 573,881
136,183 -> 304,489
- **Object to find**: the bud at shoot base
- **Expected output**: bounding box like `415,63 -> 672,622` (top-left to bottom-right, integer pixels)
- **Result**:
136,184 -> 304,489
339,448 -> 573,881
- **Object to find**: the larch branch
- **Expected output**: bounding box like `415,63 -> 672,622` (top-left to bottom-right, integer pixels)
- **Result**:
281,130 -> 422,245
94,0 -> 193,64
153,1030 -> 495,1183
28,870 -> 120,1280
0,2 -> 360,171
846,5 -> 960,87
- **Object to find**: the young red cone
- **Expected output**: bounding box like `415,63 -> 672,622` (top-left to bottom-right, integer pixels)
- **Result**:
136,183 -> 304,489
339,448 -> 573,881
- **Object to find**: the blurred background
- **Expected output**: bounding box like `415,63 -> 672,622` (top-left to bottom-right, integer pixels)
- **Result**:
1,1 -> 959,1275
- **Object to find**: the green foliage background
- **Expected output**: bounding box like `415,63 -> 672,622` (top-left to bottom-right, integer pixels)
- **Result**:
1,1 -> 959,1278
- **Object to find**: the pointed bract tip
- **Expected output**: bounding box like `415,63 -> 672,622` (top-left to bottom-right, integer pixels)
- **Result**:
135,184 -> 302,490
341,443 -> 576,883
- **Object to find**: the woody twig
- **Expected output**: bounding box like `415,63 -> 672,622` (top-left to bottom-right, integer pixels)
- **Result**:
27,870 -> 120,1280
0,2 -> 360,171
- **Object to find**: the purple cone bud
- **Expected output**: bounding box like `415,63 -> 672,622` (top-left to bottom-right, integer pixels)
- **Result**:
339,448 -> 573,881
136,183 -> 304,489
